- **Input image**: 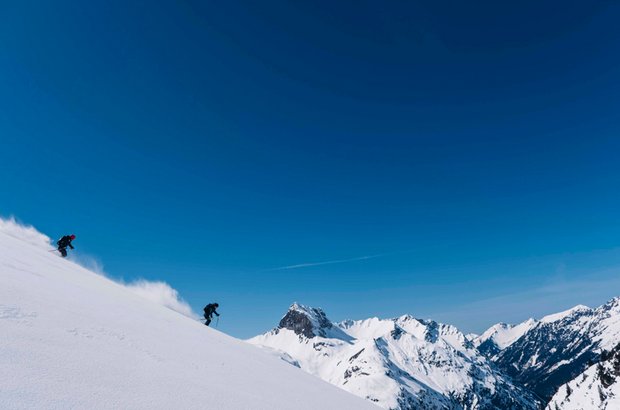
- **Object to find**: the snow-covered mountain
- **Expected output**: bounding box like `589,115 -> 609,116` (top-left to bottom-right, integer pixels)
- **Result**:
489,300 -> 620,402
0,218 -> 378,410
249,303 -> 541,410
546,342 -> 620,410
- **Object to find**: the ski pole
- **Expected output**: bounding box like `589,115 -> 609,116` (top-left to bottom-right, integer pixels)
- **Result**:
216,316 -> 220,328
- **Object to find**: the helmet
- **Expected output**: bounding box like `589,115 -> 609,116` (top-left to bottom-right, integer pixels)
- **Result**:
214,303 -> 219,307
70,234 -> 76,240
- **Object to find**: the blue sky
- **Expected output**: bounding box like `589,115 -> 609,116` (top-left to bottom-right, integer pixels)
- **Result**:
2,1 -> 620,338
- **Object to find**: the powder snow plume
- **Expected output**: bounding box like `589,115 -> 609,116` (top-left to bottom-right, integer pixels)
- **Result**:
0,216 -> 51,248
124,280 -> 197,319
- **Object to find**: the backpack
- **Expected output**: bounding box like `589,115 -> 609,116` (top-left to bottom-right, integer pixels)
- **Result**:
204,304 -> 214,318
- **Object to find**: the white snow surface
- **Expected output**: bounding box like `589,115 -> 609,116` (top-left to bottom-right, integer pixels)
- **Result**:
0,218 -> 378,410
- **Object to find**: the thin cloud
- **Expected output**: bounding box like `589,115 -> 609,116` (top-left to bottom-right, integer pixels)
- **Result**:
263,253 -> 389,272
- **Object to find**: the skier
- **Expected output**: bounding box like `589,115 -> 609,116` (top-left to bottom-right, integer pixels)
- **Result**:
56,234 -> 76,258
203,303 -> 220,326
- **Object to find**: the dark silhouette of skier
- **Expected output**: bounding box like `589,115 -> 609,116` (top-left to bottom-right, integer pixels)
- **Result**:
203,303 -> 220,326
56,234 -> 76,258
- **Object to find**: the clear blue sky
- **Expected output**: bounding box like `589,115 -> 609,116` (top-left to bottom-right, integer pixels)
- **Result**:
2,1 -> 620,338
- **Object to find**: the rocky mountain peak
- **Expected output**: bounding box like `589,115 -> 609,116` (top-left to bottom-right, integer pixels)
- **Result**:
278,303 -> 334,338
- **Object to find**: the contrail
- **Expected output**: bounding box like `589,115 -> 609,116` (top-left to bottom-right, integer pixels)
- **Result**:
262,253 -> 388,272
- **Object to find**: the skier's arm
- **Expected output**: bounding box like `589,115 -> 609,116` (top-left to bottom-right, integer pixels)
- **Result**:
69,242 -> 74,249
214,310 -> 220,316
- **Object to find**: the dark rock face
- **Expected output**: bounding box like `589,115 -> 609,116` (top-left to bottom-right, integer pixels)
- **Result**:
421,320 -> 439,343
391,326 -> 404,340
593,342 -> 620,390
278,307 -> 333,338
477,339 -> 501,358
279,310 -> 315,338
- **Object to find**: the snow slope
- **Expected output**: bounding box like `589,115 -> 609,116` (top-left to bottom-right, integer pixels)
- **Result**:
250,303 -> 540,410
0,218 -> 378,410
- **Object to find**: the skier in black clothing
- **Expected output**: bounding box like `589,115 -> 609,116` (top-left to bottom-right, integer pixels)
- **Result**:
56,234 -> 76,258
203,303 -> 220,326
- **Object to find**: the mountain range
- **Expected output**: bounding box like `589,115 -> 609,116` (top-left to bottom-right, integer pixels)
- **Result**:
250,303 -> 540,409
251,298 -> 620,410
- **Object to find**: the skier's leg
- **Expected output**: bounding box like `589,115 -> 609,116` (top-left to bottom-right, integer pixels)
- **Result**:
59,248 -> 67,257
205,318 -> 212,326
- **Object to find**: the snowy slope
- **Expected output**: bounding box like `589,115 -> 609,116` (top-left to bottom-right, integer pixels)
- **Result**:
474,318 -> 538,358
250,303 -> 540,410
0,218 -> 379,410
539,305 -> 593,324
492,299 -> 620,402
546,343 -> 620,410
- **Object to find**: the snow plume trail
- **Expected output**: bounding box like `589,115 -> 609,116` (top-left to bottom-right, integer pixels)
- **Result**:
262,253 -> 389,272
69,252 -> 107,276
0,216 -> 51,248
123,280 -> 197,319
66,248 -> 197,319
0,216 -> 197,319
65,254 -> 196,319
